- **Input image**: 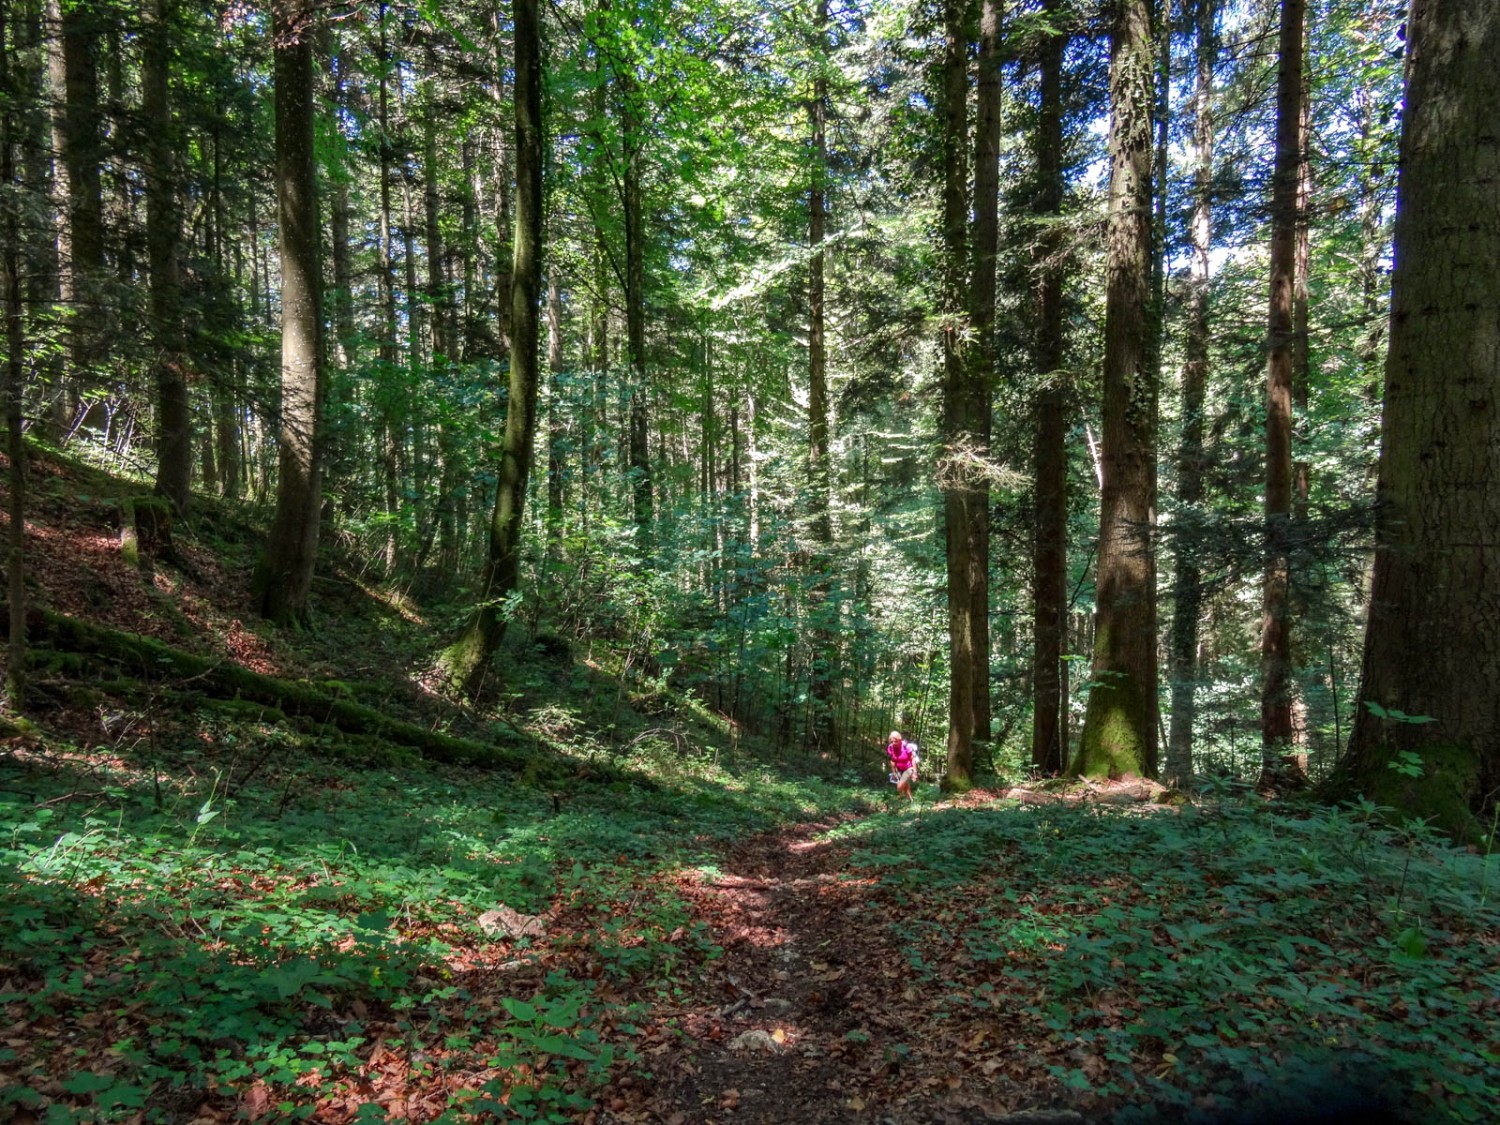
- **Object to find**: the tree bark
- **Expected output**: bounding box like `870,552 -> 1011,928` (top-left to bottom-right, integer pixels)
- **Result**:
207,114 -> 241,499
376,4 -> 401,576
1031,0 -> 1068,775
546,271 -> 565,550
806,0 -> 836,750
622,62 -> 652,539
808,0 -> 832,547
255,0 -> 324,628
1291,61 -> 1312,525
329,38 -> 357,371
1165,0 -> 1217,786
1,0 -> 27,707
1075,0 -> 1158,779
439,0 -> 543,697
940,0 -> 975,789
1258,0 -> 1306,790
45,0 -> 103,435
968,0 -> 1002,747
1331,0 -> 1500,841
424,85 -> 452,366
144,0 -> 192,516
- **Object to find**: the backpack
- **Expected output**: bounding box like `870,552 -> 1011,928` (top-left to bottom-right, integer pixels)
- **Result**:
907,741 -> 920,770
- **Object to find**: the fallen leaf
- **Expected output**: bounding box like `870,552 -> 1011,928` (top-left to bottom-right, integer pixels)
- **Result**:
241,1083 -> 270,1122
727,1029 -> 780,1053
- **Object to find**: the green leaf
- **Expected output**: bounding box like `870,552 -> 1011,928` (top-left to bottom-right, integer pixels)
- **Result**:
502,997 -> 538,1022
63,1071 -> 116,1094
537,1034 -> 597,1061
1395,927 -> 1428,959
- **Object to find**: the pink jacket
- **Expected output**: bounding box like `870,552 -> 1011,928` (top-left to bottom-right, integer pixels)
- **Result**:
886,741 -> 914,772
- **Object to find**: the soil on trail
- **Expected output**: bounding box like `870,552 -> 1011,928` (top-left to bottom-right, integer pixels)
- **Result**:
600,815 -> 1076,1125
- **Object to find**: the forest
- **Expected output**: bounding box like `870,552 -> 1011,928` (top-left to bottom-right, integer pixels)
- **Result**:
0,0 -> 1496,1120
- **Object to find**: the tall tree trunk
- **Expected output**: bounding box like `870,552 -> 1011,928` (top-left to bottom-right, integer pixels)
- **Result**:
422,92 -> 458,579
622,66 -> 651,539
401,168 -> 427,554
546,271 -> 565,551
491,7 -> 513,355
255,0 -> 324,628
439,0 -> 542,697
459,138 -> 479,361
45,0 -> 102,436
144,0 -> 191,516
584,29 -> 609,538
940,0 -> 976,789
1031,0 -> 1068,775
208,116 -> 240,499
1258,0 -> 1306,790
329,40 -> 357,370
424,88 -> 451,365
808,0 -> 831,547
969,0 -> 1002,747
1353,77 -> 1390,398
1166,0 -> 1217,786
376,5 -> 401,575
806,0 -> 836,750
1,0 -> 27,706
1330,0 -> 1500,842
1291,63 -> 1312,518
1075,0 -> 1158,779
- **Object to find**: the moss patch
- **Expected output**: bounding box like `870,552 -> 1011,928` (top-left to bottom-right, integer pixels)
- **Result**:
1072,673 -> 1154,779
1346,741 -> 1484,844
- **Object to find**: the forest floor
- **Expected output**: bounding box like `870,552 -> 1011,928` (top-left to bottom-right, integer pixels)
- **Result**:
2,443 -> 1499,1125
597,809 -> 1076,1125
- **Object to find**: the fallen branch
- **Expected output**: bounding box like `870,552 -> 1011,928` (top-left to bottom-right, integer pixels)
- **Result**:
7,606 -> 592,779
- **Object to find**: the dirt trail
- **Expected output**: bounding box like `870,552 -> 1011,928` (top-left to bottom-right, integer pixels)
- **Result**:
598,816 -> 1076,1125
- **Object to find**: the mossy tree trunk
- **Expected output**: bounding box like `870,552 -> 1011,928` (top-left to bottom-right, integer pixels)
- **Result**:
439,0 -> 542,697
1328,0 -> 1499,843
256,0 -> 325,628
1074,0 -> 1158,780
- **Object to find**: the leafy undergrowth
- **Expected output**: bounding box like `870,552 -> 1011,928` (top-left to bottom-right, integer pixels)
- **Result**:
0,734 -> 875,1122
4,446 -> 1498,1123
830,791 -> 1500,1122
1,442 -> 882,1121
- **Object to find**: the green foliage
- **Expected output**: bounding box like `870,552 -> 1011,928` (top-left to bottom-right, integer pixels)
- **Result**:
0,674 -> 869,1120
840,797 -> 1500,1122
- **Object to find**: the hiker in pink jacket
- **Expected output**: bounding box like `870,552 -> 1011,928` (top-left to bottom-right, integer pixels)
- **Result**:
885,730 -> 917,801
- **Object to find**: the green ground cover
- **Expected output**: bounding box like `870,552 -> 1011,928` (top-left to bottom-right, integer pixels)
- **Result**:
0,729 -> 872,1122
836,790 -> 1500,1122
